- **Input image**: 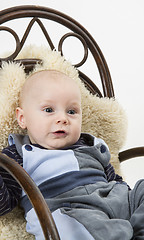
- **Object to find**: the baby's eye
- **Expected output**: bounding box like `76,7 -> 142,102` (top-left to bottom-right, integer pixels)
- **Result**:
67,109 -> 76,115
44,107 -> 53,113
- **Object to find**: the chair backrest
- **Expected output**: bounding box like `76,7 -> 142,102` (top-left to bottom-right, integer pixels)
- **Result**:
0,5 -> 114,98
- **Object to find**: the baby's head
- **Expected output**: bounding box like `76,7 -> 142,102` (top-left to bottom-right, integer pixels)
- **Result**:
16,70 -> 82,149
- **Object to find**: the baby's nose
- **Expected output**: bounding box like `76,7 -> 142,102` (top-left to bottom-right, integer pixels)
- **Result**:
56,119 -> 68,124
56,114 -> 68,124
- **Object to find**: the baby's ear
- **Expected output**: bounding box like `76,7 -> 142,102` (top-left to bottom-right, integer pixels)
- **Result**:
16,107 -> 27,129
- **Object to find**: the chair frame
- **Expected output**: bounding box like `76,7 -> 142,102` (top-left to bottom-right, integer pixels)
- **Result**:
0,5 -> 144,240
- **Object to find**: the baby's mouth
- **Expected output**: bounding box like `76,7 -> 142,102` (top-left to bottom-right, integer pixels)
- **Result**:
55,130 -> 65,133
53,130 -> 67,137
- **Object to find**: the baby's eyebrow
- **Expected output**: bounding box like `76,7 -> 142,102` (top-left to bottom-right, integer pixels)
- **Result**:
39,102 -> 53,109
68,104 -> 82,112
69,102 -> 81,107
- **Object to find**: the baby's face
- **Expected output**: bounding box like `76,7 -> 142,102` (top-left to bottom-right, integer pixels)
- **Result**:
17,70 -> 82,149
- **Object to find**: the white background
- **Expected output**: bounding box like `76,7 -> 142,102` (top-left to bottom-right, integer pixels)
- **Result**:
0,0 -> 144,188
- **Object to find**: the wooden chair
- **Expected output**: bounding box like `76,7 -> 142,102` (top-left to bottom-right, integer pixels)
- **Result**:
0,5 -> 144,240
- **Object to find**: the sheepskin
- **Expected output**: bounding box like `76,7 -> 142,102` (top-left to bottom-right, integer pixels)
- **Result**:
0,45 -> 127,239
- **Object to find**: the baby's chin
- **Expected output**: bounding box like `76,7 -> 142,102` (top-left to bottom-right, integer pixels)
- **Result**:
45,141 -> 77,150
30,137 -> 79,150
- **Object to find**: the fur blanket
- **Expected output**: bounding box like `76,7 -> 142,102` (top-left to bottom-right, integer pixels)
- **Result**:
0,45 -> 127,239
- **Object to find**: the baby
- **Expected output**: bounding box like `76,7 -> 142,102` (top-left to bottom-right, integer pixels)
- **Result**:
16,70 -> 82,150
1,69 -> 144,240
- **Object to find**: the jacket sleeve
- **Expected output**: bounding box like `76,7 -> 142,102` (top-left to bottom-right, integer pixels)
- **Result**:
0,145 -> 22,215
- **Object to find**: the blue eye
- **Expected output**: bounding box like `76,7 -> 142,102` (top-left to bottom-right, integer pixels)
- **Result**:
68,109 -> 76,115
44,108 -> 53,113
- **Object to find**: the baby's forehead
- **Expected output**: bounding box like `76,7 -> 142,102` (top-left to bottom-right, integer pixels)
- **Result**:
27,70 -> 80,92
28,70 -> 71,82
20,70 -> 81,104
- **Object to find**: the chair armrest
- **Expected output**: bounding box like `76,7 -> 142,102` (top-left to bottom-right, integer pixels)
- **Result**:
0,153 -> 60,240
119,147 -> 144,162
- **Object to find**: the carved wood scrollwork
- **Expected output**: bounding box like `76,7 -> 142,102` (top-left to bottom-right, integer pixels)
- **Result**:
0,17 -> 101,96
0,5 -> 114,97
0,17 -> 89,69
